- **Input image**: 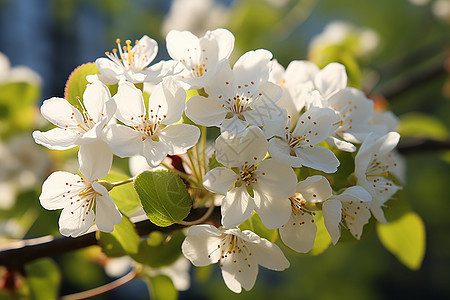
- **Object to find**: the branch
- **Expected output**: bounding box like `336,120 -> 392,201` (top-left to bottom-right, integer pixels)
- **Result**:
60,270 -> 137,300
377,59 -> 447,100
0,207 -> 221,270
398,138 -> 450,154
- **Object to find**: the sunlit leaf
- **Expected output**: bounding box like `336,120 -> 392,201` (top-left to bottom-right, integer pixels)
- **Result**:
144,274 -> 178,300
377,211 -> 426,270
308,211 -> 332,256
64,63 -> 99,104
104,171 -> 141,216
398,113 -> 449,140
134,170 -> 192,227
97,215 -> 140,257
26,258 -> 61,300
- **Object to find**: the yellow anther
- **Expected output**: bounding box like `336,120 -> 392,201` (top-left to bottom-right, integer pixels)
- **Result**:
367,172 -> 389,178
116,38 -> 121,44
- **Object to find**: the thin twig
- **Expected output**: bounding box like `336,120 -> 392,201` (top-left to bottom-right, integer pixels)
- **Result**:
60,270 -> 137,300
398,138 -> 450,154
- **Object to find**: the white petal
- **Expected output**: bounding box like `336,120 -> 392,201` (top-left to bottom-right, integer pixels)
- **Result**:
337,186 -> 372,203
182,225 -> 223,266
95,58 -> 123,84
204,60 -> 236,100
203,167 -> 237,194
133,35 -> 158,68
159,124 -> 200,155
314,62 -> 347,99
253,186 -> 291,229
221,186 -> 255,228
245,233 -> 290,271
78,141 -> 113,181
93,182 -> 122,232
185,95 -> 227,127
83,80 -> 111,123
296,175 -> 333,203
322,200 -> 342,245
221,252 -> 257,293
166,30 -> 200,63
284,60 -> 319,84
342,201 -> 371,239
233,49 -> 272,85
292,107 -> 339,145
268,138 -> 304,168
142,139 -> 169,167
256,159 -> 297,198
105,124 -> 142,158
59,203 -> 95,237
369,199 -> 388,224
39,171 -> 82,210
113,81 -> 145,126
237,126 -> 268,165
220,116 -> 249,135
154,77 -> 186,125
279,213 -> 317,253
206,28 -> 234,60
326,136 -> 356,152
294,145 -> 340,173
32,128 -> 79,150
40,97 -> 84,128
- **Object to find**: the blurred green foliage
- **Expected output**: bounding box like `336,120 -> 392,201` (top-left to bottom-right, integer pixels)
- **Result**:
0,0 -> 448,299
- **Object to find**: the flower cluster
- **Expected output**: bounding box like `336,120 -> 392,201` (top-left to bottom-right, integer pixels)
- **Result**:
33,28 -> 403,293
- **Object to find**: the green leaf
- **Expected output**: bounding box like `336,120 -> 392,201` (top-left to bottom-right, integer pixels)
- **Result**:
26,258 -> 61,300
104,171 -> 141,216
64,63 -> 99,104
144,274 -> 178,300
97,215 -> 140,257
239,212 -> 278,243
398,113 -> 449,141
134,170 -> 192,227
308,211 -> 332,256
132,230 -> 185,268
377,211 -> 426,270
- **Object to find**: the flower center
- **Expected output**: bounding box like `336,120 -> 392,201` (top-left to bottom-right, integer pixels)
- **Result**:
239,164 -> 257,186
63,179 -> 100,222
208,234 -> 253,271
133,105 -> 166,141
105,38 -> 148,72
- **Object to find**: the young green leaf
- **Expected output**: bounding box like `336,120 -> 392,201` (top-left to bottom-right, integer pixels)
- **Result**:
134,170 -> 192,227
64,63 -> 99,104
144,274 -> 178,300
97,215 -> 140,257
26,258 -> 61,300
377,211 -> 426,270
104,171 -> 141,216
308,211 -> 332,256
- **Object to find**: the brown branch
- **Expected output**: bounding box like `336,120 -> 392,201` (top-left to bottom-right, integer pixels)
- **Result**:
398,138 -> 450,154
377,60 -> 447,100
60,270 -> 137,300
0,207 -> 221,271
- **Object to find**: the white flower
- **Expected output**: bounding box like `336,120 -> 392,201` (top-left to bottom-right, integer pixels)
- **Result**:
182,225 -> 289,293
322,186 -> 372,244
203,127 -> 297,229
105,78 -> 200,167
271,60 -> 347,102
33,80 -> 115,177
88,35 -> 174,85
166,28 -> 234,88
279,175 -> 332,253
355,132 -> 402,224
39,164 -> 122,237
185,50 -> 283,134
267,107 -> 341,173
